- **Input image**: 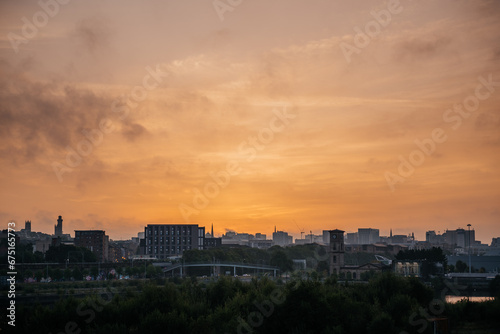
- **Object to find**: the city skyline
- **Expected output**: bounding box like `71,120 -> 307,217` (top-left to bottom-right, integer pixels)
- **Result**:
13,216 -> 491,246
1,1 -> 499,243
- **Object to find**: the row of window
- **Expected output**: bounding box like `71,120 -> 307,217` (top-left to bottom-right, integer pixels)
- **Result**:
147,245 -> 191,254
148,237 -> 193,245
148,227 -> 193,236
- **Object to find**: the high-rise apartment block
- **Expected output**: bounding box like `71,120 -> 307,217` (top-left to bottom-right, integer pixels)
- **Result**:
358,228 -> 380,244
144,224 -> 205,259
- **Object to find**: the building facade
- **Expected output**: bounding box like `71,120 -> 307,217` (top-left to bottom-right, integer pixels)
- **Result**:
329,229 -> 389,280
358,228 -> 380,244
272,230 -> 293,246
74,230 -> 109,262
144,224 -> 205,259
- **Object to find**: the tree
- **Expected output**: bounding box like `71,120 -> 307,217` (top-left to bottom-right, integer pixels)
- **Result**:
455,260 -> 468,273
72,267 -> 83,281
146,264 -> 157,278
489,275 -> 500,297
45,244 -> 97,263
270,249 -> 293,272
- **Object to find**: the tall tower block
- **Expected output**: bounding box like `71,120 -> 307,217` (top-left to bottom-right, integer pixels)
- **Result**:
329,229 -> 345,276
55,215 -> 63,237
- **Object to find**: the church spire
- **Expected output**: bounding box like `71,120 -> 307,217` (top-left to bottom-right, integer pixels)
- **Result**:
211,223 -> 214,238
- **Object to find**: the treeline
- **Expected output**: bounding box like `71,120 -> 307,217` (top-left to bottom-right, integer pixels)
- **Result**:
12,273 -> 500,333
0,240 -> 97,264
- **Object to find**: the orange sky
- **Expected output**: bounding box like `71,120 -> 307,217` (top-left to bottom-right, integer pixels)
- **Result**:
0,0 -> 499,243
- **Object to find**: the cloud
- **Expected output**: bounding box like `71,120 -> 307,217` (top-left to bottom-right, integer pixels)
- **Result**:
73,17 -> 113,54
394,35 -> 453,61
121,122 -> 148,142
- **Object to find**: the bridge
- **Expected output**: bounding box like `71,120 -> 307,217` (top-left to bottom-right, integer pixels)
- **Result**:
154,262 -> 280,277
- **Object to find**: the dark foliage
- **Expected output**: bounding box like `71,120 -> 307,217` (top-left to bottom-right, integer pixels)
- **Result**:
13,273 -> 499,334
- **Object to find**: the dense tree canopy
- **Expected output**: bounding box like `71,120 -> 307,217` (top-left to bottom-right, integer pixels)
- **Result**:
12,274 -> 500,333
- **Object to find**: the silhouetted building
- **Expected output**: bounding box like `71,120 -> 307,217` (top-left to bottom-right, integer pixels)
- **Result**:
25,220 -> 31,233
255,233 -> 266,240
329,229 -> 345,276
345,232 -> 358,244
329,229 -> 389,280
144,224 -> 205,259
358,228 -> 379,244
204,237 -> 222,249
74,230 -> 109,262
443,228 -> 475,248
55,216 -> 63,237
492,238 -> 500,248
272,230 -> 292,246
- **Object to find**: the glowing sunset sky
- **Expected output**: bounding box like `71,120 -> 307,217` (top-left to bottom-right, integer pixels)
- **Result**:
1,0 -> 499,243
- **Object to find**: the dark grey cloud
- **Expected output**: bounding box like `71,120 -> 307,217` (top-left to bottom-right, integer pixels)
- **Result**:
73,17 -> 113,54
0,61 -> 148,167
393,35 -> 453,62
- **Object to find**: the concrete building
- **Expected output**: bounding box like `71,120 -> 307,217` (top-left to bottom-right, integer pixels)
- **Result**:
144,224 -> 205,259
255,233 -> 267,240
358,228 -> 379,244
491,238 -> 500,248
74,230 -> 109,262
322,230 -> 331,244
204,237 -> 222,249
248,239 -> 273,249
272,230 -> 293,247
345,232 -> 358,244
426,231 -> 445,244
443,228 -> 475,248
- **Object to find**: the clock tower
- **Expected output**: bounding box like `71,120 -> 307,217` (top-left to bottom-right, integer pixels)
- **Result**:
329,229 -> 345,276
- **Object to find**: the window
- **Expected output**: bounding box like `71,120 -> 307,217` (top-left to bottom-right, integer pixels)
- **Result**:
333,256 -> 337,263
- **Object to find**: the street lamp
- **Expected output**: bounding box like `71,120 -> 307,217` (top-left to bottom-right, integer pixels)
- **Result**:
467,224 -> 472,274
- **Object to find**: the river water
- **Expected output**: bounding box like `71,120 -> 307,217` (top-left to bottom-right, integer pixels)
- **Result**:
445,296 -> 495,303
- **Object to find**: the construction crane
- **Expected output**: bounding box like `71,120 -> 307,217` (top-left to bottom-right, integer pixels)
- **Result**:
293,220 -> 305,240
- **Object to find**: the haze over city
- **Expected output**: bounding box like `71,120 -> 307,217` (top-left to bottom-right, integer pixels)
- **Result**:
1,0 -> 499,243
